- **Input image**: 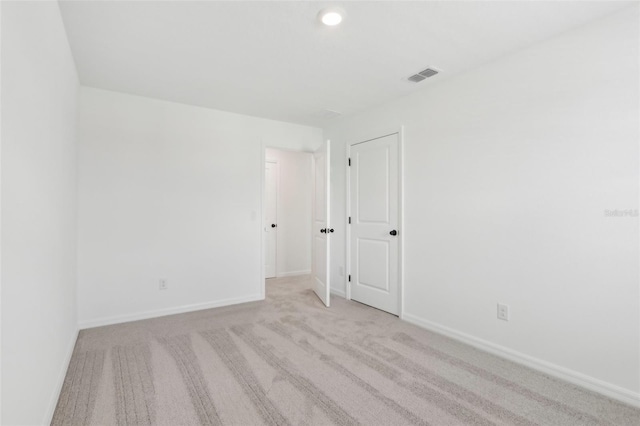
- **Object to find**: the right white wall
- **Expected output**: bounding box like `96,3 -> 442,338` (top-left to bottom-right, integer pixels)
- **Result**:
325,6 -> 639,402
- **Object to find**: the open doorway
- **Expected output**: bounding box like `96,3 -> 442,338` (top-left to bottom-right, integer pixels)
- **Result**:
263,148 -> 314,280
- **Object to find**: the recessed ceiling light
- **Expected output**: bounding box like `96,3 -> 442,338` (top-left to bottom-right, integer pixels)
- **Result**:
318,8 -> 345,26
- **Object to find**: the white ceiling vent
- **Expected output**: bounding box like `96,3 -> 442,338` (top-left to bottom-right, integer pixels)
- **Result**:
408,74 -> 426,83
407,67 -> 439,83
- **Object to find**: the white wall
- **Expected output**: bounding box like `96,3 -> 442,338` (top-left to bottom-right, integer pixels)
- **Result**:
265,148 -> 313,277
1,2 -> 80,424
77,87 -> 322,328
325,6 -> 639,403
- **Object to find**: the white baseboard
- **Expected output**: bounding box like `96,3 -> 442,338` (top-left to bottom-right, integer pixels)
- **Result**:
277,270 -> 311,277
44,327 -> 79,424
402,313 -> 640,408
330,287 -> 346,298
79,294 -> 263,329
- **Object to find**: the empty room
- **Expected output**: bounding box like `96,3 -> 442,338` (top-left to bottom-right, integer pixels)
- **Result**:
1,1 -> 639,425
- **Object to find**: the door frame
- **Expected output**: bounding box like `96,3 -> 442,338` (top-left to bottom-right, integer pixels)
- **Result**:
346,127 -> 405,318
260,144 -> 315,300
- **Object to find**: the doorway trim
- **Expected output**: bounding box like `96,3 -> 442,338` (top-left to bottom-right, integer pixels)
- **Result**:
345,126 -> 405,318
260,143 -> 315,300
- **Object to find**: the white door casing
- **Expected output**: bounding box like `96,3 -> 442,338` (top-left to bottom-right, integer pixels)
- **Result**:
312,141 -> 331,307
349,133 -> 400,315
265,161 -> 278,278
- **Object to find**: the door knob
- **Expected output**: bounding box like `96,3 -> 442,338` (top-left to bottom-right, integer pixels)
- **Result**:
271,224 -> 277,228
389,230 -> 397,236
329,229 -> 334,233
320,228 -> 326,233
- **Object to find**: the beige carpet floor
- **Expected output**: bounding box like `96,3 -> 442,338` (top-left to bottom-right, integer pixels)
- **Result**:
53,276 -> 640,425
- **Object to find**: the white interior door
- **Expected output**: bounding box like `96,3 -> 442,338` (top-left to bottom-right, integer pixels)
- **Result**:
349,133 -> 399,315
265,161 -> 278,279
312,141 -> 331,306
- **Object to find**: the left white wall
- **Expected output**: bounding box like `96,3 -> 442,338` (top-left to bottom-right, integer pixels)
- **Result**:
1,2 -> 80,424
77,87 -> 322,328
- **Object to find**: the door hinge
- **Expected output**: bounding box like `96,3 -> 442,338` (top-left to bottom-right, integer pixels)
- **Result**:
348,158 -> 351,166
348,275 -> 351,282
348,216 -> 351,224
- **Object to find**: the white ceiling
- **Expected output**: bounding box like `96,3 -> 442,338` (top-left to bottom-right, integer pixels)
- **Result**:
59,1 -> 632,127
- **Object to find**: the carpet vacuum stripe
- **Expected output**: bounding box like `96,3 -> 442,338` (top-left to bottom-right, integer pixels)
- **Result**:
391,332 -> 604,425
262,320 -> 430,426
199,329 -> 291,426
159,335 -> 222,425
230,324 -> 360,426
52,349 -> 105,426
112,345 -> 155,425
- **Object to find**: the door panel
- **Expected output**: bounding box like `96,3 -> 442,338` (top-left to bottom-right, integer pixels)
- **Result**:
357,147 -> 390,223
265,161 -> 277,278
350,134 -> 399,315
312,141 -> 331,307
356,239 -> 389,291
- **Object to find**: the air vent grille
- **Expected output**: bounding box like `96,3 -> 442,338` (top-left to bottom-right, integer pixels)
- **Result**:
407,67 -> 439,83
419,68 -> 438,78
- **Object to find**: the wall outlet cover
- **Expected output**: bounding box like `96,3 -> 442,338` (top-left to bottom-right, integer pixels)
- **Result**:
497,303 -> 509,321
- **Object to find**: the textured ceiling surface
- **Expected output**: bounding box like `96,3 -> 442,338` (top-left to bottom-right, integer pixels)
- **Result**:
59,1 -> 632,126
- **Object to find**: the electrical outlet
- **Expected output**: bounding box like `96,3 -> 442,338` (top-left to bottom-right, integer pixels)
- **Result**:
159,279 -> 168,290
497,303 -> 509,321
